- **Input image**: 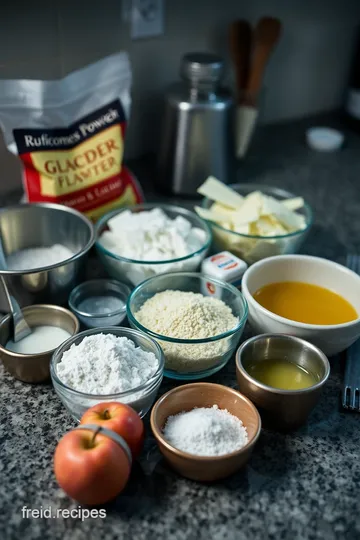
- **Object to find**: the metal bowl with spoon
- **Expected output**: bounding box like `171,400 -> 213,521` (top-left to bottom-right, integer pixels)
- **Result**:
0,234 -> 31,343
0,248 -> 80,383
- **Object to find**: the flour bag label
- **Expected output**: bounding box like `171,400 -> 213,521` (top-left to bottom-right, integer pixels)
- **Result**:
0,52 -> 143,220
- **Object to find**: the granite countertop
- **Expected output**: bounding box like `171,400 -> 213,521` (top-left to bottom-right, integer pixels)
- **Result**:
1,116 -> 360,540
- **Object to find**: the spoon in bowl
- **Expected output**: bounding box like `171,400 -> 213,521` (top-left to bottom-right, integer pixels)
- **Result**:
0,235 -> 31,342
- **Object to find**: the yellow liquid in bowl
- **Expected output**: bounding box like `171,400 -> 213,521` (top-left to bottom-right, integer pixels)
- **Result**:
253,281 -> 358,325
246,359 -> 317,390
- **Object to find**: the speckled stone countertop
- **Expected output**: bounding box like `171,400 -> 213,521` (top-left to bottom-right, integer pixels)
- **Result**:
1,116 -> 360,540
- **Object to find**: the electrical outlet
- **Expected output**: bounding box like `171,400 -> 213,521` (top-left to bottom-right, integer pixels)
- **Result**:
130,0 -> 164,39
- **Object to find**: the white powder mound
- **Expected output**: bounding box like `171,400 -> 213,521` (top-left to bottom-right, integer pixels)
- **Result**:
7,244 -> 74,271
135,290 -> 239,372
99,208 -> 208,285
163,405 -> 248,456
56,333 -> 158,394
100,208 -> 206,261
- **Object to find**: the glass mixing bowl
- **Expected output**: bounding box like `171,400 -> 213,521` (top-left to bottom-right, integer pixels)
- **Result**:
50,327 -> 165,420
68,279 -> 130,328
201,184 -> 313,265
95,203 -> 212,286
127,272 -> 248,380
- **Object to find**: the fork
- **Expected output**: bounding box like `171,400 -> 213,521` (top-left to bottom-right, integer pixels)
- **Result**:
342,254 -> 360,411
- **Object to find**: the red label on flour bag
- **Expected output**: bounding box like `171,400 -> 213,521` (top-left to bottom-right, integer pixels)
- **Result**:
0,52 -> 143,220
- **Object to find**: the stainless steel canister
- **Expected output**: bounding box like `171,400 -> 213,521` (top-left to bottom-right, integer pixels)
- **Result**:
157,53 -> 235,196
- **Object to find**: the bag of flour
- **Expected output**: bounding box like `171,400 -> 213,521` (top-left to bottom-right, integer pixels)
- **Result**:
0,52 -> 144,220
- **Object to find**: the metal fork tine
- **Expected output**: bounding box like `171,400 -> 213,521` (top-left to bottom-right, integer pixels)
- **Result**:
347,254 -> 360,275
343,254 -> 360,412
346,254 -> 356,273
352,389 -> 360,411
351,254 -> 358,274
342,386 -> 350,409
350,387 -> 357,410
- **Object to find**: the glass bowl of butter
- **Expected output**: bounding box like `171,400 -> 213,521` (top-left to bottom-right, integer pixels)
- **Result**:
197,178 -> 313,265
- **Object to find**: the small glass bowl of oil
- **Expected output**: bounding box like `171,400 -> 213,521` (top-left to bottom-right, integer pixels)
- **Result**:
235,333 -> 330,430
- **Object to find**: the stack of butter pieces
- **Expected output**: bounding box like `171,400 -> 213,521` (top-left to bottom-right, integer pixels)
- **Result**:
195,177 -> 307,263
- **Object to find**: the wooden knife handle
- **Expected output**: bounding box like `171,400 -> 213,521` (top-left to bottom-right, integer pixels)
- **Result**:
245,17 -> 282,105
229,20 -> 252,104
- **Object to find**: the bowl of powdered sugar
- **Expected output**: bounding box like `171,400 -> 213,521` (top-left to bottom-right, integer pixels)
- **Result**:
150,382 -> 261,481
127,272 -> 248,379
0,203 -> 94,306
50,327 -> 165,420
95,204 -> 211,286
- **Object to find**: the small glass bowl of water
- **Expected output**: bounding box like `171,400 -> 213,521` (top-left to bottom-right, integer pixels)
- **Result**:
69,279 -> 130,328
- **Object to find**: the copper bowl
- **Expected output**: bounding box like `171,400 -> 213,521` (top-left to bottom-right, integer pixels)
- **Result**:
150,382 -> 261,482
0,305 -> 79,383
235,334 -> 330,431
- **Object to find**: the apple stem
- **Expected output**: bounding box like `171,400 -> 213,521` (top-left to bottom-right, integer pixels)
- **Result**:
90,426 -> 101,447
103,409 -> 110,420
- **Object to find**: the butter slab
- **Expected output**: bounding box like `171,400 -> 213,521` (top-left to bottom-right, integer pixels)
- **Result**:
197,177 -> 244,209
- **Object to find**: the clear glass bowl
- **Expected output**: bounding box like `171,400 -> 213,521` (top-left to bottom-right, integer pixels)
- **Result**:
95,203 -> 212,286
127,272 -> 248,380
50,327 -> 165,420
68,279 -> 130,328
201,184 -> 313,265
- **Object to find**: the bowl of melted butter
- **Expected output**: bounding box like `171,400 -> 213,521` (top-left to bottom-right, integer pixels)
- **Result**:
242,254 -> 360,356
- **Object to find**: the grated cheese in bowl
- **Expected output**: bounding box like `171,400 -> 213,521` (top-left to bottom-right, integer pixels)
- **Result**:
195,177 -> 313,264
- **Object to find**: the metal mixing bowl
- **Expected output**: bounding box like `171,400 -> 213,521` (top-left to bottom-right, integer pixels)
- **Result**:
0,304 -> 80,383
235,333 -> 330,431
0,203 -> 95,307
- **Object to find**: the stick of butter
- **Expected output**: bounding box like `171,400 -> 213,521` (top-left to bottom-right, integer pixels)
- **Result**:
194,206 -> 237,224
282,197 -> 304,211
261,195 -> 305,231
197,176 -> 245,209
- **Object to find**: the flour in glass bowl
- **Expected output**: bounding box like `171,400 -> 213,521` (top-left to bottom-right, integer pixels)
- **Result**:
6,244 -> 74,271
56,333 -> 159,394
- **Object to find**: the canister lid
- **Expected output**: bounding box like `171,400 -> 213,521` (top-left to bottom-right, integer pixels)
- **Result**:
180,53 -> 224,85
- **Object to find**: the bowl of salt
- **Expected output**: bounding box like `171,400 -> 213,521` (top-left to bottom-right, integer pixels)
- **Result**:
69,279 -> 130,328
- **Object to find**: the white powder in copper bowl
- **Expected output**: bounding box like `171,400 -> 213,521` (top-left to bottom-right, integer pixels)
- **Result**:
163,405 -> 248,456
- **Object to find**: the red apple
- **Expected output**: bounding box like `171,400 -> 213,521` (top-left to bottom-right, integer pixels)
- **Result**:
54,428 -> 131,505
80,402 -> 144,459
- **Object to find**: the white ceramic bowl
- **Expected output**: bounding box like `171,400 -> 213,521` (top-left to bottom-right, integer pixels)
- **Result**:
241,255 -> 360,356
306,127 -> 344,152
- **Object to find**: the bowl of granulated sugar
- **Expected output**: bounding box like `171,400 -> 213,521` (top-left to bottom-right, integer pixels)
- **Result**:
50,327 -> 165,420
150,382 -> 261,482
